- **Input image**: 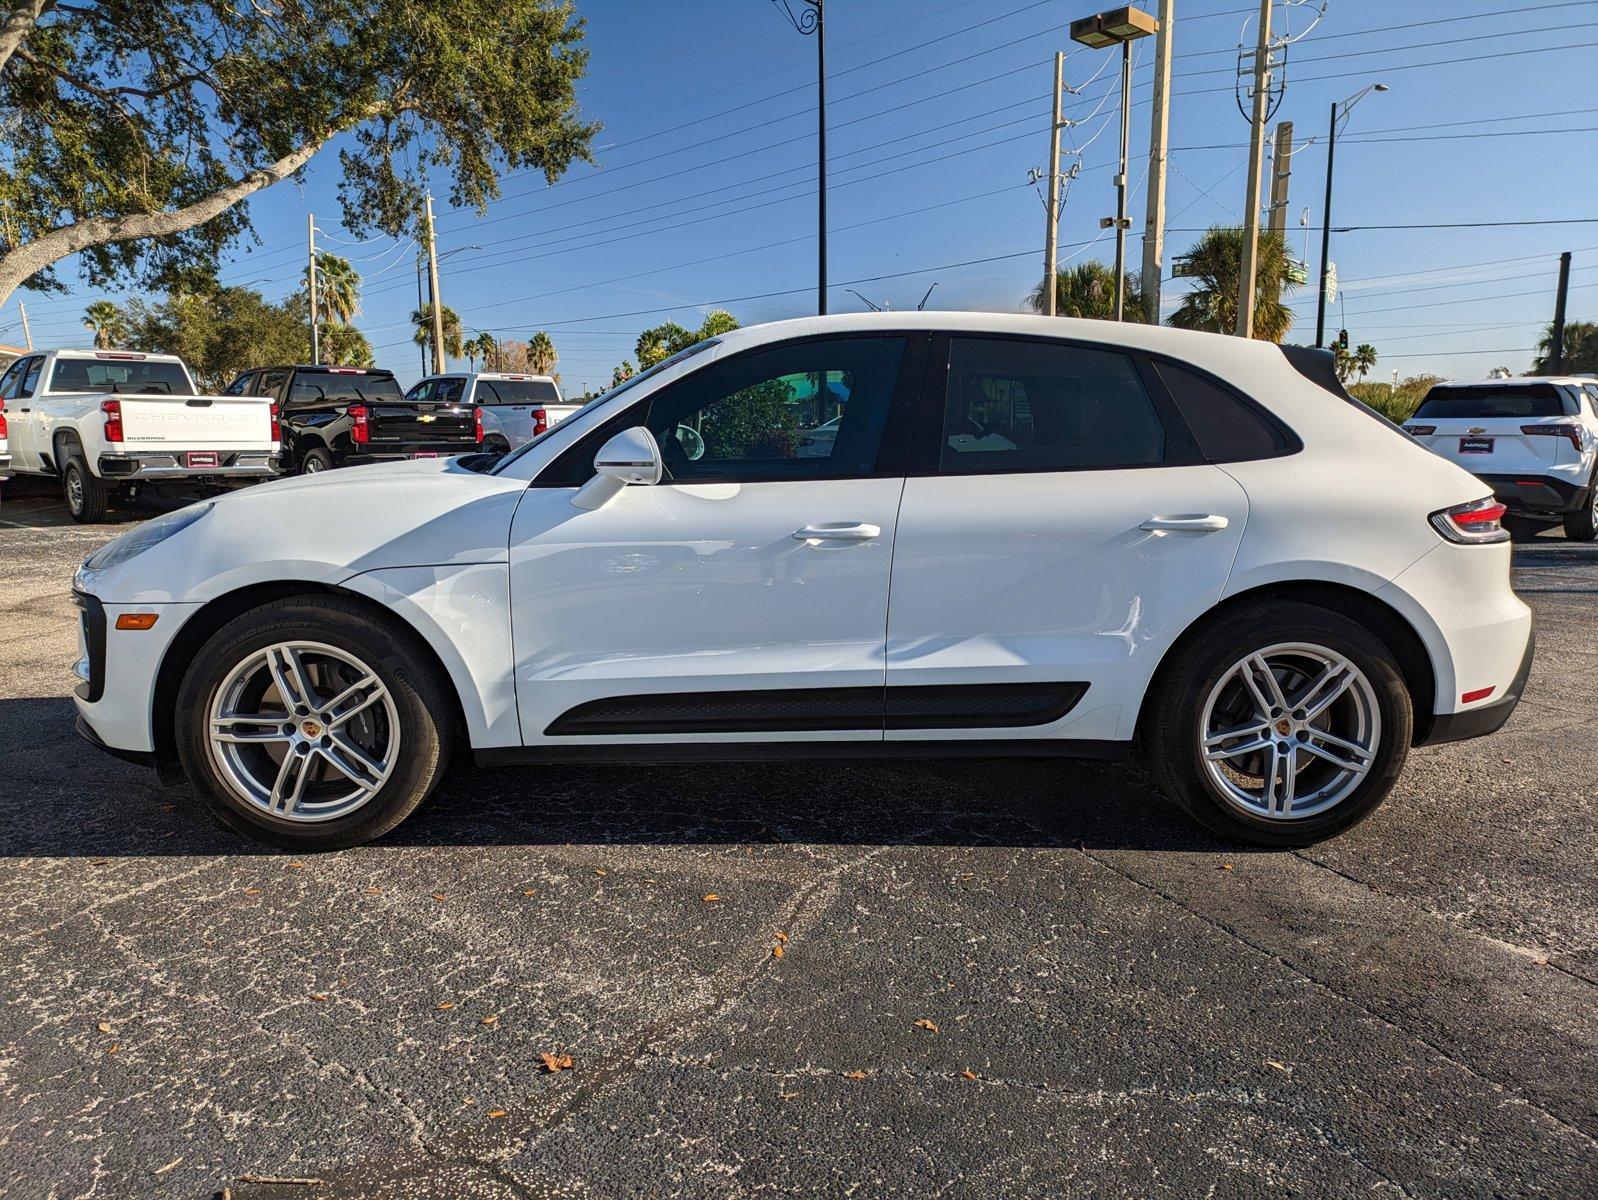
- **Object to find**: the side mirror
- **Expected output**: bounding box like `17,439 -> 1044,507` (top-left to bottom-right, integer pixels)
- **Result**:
572,426 -> 663,510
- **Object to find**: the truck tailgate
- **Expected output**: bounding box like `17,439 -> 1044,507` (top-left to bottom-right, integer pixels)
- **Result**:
369,401 -> 478,447
118,396 -> 276,450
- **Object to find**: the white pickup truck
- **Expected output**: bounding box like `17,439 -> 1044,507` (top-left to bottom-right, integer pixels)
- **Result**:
0,349 -> 280,522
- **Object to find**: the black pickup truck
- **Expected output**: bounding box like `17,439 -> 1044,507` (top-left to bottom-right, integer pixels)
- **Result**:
222,364 -> 481,474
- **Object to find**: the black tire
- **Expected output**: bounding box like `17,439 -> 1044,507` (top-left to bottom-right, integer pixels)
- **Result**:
62,452 -> 111,523
299,447 -> 335,475
1562,481 -> 1598,542
174,596 -> 455,850
1146,601 -> 1413,847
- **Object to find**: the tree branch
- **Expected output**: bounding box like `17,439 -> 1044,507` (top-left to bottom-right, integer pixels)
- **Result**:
0,0 -> 51,77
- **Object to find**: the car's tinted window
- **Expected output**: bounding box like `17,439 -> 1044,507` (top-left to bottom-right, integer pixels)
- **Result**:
19,357 -> 43,398
222,373 -> 251,396
479,378 -> 561,405
938,338 -> 1165,473
289,371 -> 403,406
255,368 -> 291,400
1585,384 -> 1598,417
645,337 -> 906,482
434,377 -> 465,405
0,358 -> 27,400
404,380 -> 436,404
1415,384 -> 1574,419
48,358 -> 189,395
1152,360 -> 1288,460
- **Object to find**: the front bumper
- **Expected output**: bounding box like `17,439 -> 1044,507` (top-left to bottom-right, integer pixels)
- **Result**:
98,451 -> 280,483
1477,472 -> 1591,515
71,588 -> 202,756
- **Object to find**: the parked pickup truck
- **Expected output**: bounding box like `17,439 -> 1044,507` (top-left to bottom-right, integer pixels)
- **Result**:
225,364 -> 483,472
405,372 -> 578,454
0,349 -> 280,522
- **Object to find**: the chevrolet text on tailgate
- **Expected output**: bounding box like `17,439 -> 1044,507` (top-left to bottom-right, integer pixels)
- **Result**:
0,349 -> 280,522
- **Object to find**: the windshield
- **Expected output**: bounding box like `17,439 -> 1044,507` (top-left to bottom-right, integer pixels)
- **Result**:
478,378 -> 561,405
492,337 -> 721,474
47,358 -> 192,395
1414,384 -> 1575,420
289,372 -> 404,406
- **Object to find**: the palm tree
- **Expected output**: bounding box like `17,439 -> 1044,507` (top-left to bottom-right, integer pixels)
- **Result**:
465,332 -> 497,371
528,331 -> 557,374
411,303 -> 464,363
1532,320 -> 1597,374
1354,343 -> 1378,382
1167,226 -> 1297,343
1026,262 -> 1145,322
304,252 -> 361,325
82,299 -> 125,349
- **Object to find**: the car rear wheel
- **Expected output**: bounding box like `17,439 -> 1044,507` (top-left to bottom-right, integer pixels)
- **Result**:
62,453 -> 110,523
1562,478 -> 1598,542
174,597 -> 454,850
299,447 -> 334,475
1147,601 -> 1412,847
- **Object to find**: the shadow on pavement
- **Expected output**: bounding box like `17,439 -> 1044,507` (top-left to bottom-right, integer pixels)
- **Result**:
0,696 -> 1227,858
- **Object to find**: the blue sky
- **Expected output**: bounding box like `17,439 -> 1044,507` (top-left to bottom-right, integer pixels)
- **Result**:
5,0 -> 1595,389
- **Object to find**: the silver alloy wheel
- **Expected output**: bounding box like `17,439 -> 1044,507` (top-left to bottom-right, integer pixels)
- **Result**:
302,456 -> 325,473
205,640 -> 399,823
65,465 -> 83,514
1198,642 -> 1381,821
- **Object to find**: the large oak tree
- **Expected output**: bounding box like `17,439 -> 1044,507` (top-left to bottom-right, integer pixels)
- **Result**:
0,1 -> 598,307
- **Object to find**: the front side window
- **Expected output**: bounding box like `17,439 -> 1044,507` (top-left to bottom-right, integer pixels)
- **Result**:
222,373 -> 252,396
939,338 -> 1166,473
404,380 -> 436,404
0,358 -> 27,399
644,337 -> 906,482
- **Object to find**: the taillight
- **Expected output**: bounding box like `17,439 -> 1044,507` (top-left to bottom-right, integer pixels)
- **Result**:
1520,423 -> 1583,453
1430,497 -> 1509,544
0,399 -> 7,440
349,404 -> 369,444
101,399 -> 123,443
473,405 -> 484,443
532,407 -> 548,436
1404,424 -> 1436,436
268,401 -> 281,443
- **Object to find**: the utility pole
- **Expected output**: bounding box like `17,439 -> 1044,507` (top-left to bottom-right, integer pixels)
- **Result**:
1314,103 -> 1337,347
816,0 -> 827,315
1234,0 -> 1272,338
1268,120 -> 1293,235
1141,0 -> 1174,326
424,193 -> 446,374
307,213 -> 320,365
17,301 -> 31,350
1112,39 -> 1133,321
415,252 -> 429,376
1043,51 -> 1065,316
1549,250 -> 1572,373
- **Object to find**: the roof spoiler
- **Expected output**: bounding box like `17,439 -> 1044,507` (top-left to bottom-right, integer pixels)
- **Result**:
1278,344 -> 1353,400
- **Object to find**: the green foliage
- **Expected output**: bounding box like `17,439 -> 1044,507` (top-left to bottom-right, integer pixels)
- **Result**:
83,299 -> 125,349
1532,320 -> 1598,374
465,332 -> 498,370
120,285 -> 312,390
317,318 -> 374,368
411,303 -> 464,361
527,331 -> 557,374
1167,226 -> 1298,342
611,360 -> 635,387
632,311 -> 742,373
1333,342 -> 1379,383
698,378 -> 800,461
0,1 -> 598,299
1348,374 -> 1445,425
305,252 -> 360,325
1026,262 -> 1145,322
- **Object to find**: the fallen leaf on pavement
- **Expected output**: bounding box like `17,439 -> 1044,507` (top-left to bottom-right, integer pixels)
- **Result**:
431,893 -> 447,902
97,1022 -> 111,1033
842,1070 -> 867,1080
540,1052 -> 574,1072
435,1001 -> 456,1010
960,1069 -> 978,1081
309,993 -> 328,1002
774,931 -> 789,943
481,1014 -> 499,1026
1221,863 -> 1235,871
487,1109 -> 507,1119
1265,1060 -> 1292,1073
153,1157 -> 182,1175
287,862 -> 305,870
594,868 -> 607,876
914,1019 -> 940,1033
365,886 -> 381,894
772,945 -> 784,958
702,893 -> 720,903
242,887 -> 261,895
106,1044 -> 119,1054
523,889 -> 536,896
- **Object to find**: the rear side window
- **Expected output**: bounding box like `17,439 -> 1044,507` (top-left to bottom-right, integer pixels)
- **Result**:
1415,384 -> 1575,419
1152,360 -> 1291,461
479,378 -> 561,405
938,337 -> 1166,473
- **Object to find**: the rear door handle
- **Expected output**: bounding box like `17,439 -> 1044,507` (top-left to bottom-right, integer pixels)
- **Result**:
793,522 -> 881,541
1140,514 -> 1230,533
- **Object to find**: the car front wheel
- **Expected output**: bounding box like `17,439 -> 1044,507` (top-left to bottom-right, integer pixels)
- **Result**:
174,597 -> 454,850
1147,601 -> 1412,847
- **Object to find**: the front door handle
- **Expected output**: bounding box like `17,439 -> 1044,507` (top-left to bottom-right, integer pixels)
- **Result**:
793,522 -> 881,542
1140,514 -> 1230,533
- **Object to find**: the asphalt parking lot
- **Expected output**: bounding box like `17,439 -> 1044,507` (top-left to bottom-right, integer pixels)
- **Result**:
0,487 -> 1594,1200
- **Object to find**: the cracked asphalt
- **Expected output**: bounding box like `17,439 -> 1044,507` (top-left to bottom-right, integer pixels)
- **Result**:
0,486 -> 1594,1200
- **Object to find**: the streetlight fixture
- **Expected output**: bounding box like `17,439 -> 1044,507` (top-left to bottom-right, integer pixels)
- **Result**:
1070,5 -> 1159,321
770,0 -> 827,315
1315,82 -> 1388,348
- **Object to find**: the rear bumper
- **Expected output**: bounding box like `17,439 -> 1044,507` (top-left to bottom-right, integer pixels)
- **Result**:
338,446 -> 478,466
1415,625 -> 1535,746
0,451 -> 11,479
1477,472 -> 1590,515
98,451 -> 280,483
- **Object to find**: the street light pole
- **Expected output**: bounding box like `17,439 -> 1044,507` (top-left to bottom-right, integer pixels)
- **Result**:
1315,83 -> 1387,348
771,1 -> 826,314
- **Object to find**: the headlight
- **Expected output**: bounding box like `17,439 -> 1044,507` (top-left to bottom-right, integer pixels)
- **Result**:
81,502 -> 213,573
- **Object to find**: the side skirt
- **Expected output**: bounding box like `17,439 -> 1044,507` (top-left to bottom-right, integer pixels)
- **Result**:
474,738 -> 1132,768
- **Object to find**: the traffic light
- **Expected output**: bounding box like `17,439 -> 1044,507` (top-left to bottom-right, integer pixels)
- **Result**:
1337,329 -> 1349,351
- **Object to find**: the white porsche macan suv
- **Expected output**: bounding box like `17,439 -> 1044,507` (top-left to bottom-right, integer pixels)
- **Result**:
71,314 -> 1534,850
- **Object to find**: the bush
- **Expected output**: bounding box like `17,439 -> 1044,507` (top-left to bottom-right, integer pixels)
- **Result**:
1348,374 -> 1444,425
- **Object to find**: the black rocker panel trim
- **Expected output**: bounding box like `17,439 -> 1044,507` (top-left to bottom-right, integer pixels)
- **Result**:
544,682 -> 1088,736
478,738 -> 1131,767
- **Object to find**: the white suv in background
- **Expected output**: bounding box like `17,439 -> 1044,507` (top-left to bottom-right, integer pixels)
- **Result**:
70,314 -> 1532,852
1404,377 -> 1598,540
405,372 -> 579,454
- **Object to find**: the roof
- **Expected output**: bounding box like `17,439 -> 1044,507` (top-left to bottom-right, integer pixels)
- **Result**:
419,371 -> 558,382
1439,376 -> 1593,388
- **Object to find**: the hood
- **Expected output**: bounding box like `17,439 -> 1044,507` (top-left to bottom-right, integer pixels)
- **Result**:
80,456 -> 530,604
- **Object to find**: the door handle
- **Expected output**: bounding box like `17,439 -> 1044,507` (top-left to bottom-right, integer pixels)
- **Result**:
793,522 -> 881,541
1140,514 -> 1229,533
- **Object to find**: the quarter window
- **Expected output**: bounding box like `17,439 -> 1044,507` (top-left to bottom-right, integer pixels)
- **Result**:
1152,359 -> 1289,461
644,337 -> 906,482
938,338 -> 1166,473
18,357 -> 43,398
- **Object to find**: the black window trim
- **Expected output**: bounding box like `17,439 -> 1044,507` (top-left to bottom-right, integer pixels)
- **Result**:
906,330 -> 1205,478
530,330 -> 932,489
1142,351 -> 1303,464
